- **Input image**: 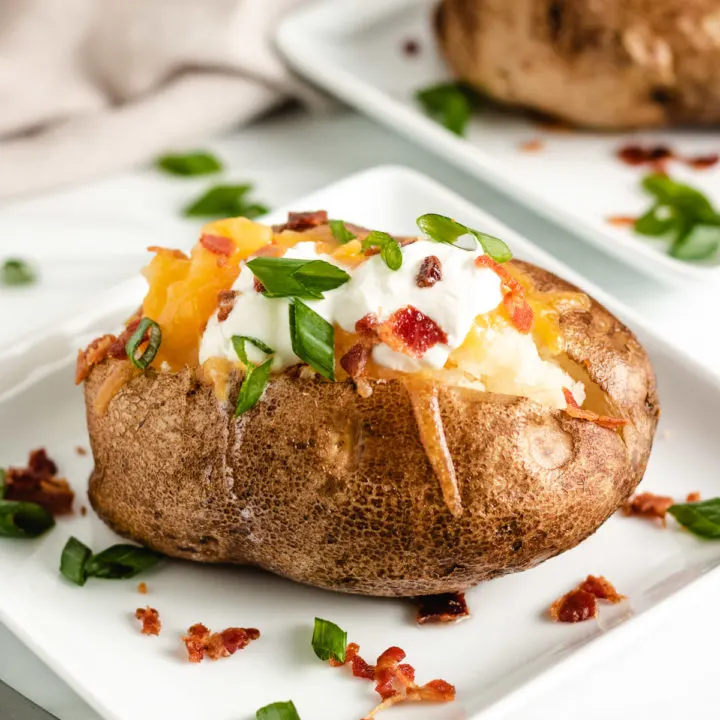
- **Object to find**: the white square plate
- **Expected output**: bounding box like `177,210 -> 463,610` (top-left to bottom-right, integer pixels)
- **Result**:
2,166 -> 720,720
276,0 -> 720,285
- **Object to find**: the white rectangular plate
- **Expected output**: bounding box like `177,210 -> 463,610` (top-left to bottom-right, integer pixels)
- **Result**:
2,166 -> 720,720
276,0 -> 720,285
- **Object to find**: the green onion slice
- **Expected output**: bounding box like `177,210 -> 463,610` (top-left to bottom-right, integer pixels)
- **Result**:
415,82 -> 472,136
156,151 -> 223,176
84,544 -> 161,579
311,617 -> 347,663
246,258 -> 350,299
289,300 -> 335,381
0,500 -> 55,539
183,184 -> 269,219
60,536 -> 92,585
362,231 -> 403,271
1,258 -> 36,286
235,357 -> 274,416
329,220 -> 356,245
416,213 -> 512,263
256,701 -> 301,720
231,336 -> 275,367
125,318 -> 162,369
668,498 -> 720,538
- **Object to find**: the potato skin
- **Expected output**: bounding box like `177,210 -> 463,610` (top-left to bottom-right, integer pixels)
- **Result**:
86,262 -> 659,597
436,0 -> 720,129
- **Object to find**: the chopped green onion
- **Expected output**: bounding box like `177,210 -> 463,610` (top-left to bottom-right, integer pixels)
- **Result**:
417,213 -> 513,262
156,151 -> 223,176
125,318 -> 162,369
363,231 -> 403,271
329,220 -> 356,244
184,184 -> 269,219
289,300 -> 335,381
415,82 -> 472,136
311,618 -> 347,663
1,258 -> 36,286
60,536 -> 92,585
668,498 -> 720,538
84,544 -> 161,579
231,336 -> 275,366
256,701 -> 301,720
246,258 -> 350,299
0,500 -> 55,538
235,357 -> 274,416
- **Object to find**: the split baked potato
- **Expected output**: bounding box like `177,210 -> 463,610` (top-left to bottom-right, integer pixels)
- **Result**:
78,212 -> 659,597
436,0 -> 720,129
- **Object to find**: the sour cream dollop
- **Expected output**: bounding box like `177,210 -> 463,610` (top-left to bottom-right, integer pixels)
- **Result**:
199,239 -> 504,372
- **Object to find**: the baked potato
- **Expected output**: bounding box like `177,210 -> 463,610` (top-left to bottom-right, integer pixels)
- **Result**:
436,0 -> 720,129
78,212 -> 659,597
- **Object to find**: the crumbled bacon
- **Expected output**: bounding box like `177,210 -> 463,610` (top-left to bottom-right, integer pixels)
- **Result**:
80,505 -> 87,516
562,388 -> 628,430
363,236 -> 418,257
416,593 -> 469,624
686,153 -> 719,170
617,144 -> 672,167
216,289 -> 238,322
182,623 -> 260,663
607,215 -> 637,227
550,575 -> 625,623
253,276 -> 266,294
340,343 -> 370,378
272,210 -> 328,233
4,449 -> 74,515
330,642 -> 455,718
621,491 -> 675,525
355,313 -> 379,338
75,446 -> 87,456
518,138 -> 545,152
75,335 -> 115,384
378,306 -> 447,358
687,491 -> 701,503
135,607 -> 161,636
402,38 -> 420,56
107,316 -> 142,359
138,582 -> 148,594
416,255 -> 442,288
200,234 -> 234,256
474,255 -> 534,334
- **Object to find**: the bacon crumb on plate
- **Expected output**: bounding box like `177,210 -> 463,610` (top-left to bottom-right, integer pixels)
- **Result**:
415,592 -> 470,624
136,607 -> 161,636
80,506 -> 87,517
330,641 -> 455,718
75,446 -> 88,456
182,623 -> 260,663
137,582 -> 148,594
686,491 -> 701,503
621,491 -> 675,526
518,138 -> 545,152
4,448 -> 74,515
607,215 -> 637,227
550,575 -> 625,623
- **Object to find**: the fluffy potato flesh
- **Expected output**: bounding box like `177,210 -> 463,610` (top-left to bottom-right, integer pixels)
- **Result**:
85,261 -> 659,597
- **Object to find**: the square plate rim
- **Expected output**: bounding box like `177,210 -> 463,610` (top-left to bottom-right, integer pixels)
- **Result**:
2,163 -> 720,720
275,0 -> 720,285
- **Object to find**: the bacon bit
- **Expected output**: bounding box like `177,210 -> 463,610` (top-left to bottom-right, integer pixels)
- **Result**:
687,491 -> 701,503
80,505 -> 87,516
199,234 -> 234,256
416,593 -> 469,624
402,38 -> 420,56
550,575 -> 625,623
182,623 -> 260,663
4,449 -> 74,515
562,387 -> 628,430
607,215 -> 637,227
355,313 -> 379,339
75,334 -> 115,384
578,575 -> 626,603
331,642 -> 455,719
340,343 -> 370,378
216,289 -> 238,322
272,210 -> 328,233
75,446 -> 87,456
135,607 -> 161,636
617,144 -> 672,167
686,153 -> 719,170
253,276 -> 266,294
137,582 -> 148,594
378,306 -> 447,358
475,255 -> 534,334
253,243 -> 287,258
363,236 -> 418,257
416,255 -> 442,288
621,491 -> 675,525
108,316 -> 142,359
518,138 -> 545,152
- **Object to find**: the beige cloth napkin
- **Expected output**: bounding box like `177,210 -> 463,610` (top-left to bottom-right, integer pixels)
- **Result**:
0,0 -> 312,199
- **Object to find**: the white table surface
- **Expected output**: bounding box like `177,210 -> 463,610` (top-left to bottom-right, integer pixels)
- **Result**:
1,107 -> 720,720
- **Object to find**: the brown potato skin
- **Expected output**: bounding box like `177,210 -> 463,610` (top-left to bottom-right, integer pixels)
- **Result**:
436,0 -> 720,129
85,262 -> 659,597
